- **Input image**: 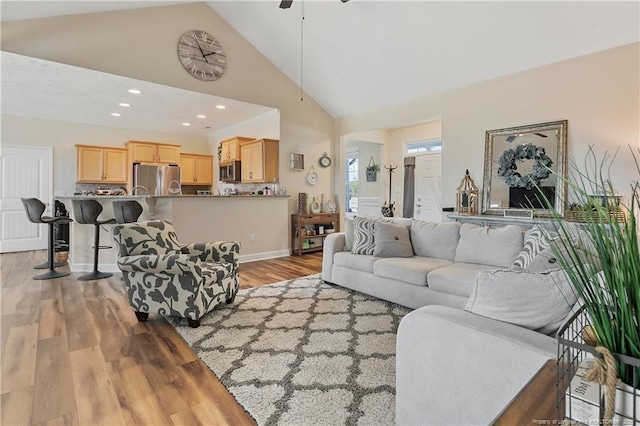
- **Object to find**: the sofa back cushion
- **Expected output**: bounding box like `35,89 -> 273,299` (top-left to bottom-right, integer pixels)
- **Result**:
454,223 -> 523,267
410,220 -> 461,261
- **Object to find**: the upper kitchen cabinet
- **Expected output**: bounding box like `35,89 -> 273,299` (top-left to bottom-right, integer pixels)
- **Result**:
180,153 -> 213,185
220,136 -> 254,164
127,141 -> 181,164
240,138 -> 279,183
76,144 -> 128,184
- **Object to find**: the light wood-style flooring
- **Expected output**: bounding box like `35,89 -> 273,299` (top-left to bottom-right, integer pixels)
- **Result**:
0,250 -> 323,425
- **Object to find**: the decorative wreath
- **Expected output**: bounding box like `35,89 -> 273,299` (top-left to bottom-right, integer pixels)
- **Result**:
497,143 -> 553,190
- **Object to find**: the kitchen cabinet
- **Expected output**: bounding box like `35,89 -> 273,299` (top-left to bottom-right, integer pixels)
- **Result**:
127,141 -> 181,164
76,144 -> 128,184
291,213 -> 340,255
180,153 -> 213,185
240,138 -> 279,183
220,136 -> 254,164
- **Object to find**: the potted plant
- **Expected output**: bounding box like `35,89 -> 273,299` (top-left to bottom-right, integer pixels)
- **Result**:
366,157 -> 380,182
540,147 -> 639,422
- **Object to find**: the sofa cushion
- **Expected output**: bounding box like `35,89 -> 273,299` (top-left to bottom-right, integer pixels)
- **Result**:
374,221 -> 413,258
512,227 -> 552,269
426,262 -> 494,298
373,257 -> 453,287
333,251 -> 379,273
352,216 -> 376,255
465,268 -> 578,335
343,218 -> 354,252
454,224 -> 524,268
411,220 -> 461,261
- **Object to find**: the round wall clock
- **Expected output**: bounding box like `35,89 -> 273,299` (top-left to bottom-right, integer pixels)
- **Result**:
306,167 -> 319,185
318,153 -> 332,168
178,30 -> 227,81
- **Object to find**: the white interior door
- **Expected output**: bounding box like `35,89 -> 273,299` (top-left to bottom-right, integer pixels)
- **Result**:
0,145 -> 53,253
414,153 -> 442,222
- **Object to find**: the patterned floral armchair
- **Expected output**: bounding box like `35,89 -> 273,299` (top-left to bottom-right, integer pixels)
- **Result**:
112,220 -> 240,327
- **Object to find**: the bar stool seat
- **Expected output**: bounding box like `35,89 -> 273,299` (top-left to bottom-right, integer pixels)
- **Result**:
72,199 -> 116,281
21,198 -> 73,280
112,200 -> 143,224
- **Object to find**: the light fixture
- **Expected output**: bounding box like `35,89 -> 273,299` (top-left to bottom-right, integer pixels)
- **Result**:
197,114 -> 206,118
215,105 -> 226,110
128,89 -> 142,94
110,113 -> 121,117
182,122 -> 191,126
119,103 -> 131,107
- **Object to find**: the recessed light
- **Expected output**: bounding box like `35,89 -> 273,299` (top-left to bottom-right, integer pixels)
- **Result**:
128,89 -> 142,94
197,115 -> 206,119
119,103 -> 131,107
215,105 -> 226,110
182,122 -> 191,126
110,113 -> 121,117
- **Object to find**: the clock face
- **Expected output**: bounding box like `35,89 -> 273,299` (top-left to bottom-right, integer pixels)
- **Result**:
318,153 -> 332,168
178,30 -> 227,81
307,170 -> 318,185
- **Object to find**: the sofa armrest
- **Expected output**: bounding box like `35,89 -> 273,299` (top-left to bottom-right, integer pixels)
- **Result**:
322,232 -> 345,282
181,241 -> 240,264
396,305 -> 556,425
117,254 -> 202,277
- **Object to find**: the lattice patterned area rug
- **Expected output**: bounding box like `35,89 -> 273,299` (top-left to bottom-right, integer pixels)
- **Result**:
169,274 -> 411,426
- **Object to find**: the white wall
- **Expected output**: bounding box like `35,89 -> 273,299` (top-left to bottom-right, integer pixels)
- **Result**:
338,43 -> 640,213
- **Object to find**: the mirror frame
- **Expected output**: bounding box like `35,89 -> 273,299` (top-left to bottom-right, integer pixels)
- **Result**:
482,120 -> 568,217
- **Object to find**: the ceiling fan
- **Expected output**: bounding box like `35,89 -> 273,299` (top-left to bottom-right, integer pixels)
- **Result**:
280,0 -> 349,9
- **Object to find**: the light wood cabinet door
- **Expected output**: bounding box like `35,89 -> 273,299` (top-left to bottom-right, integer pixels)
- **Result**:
103,149 -> 127,183
195,155 -> 213,184
76,145 -> 127,183
127,141 -> 181,164
240,139 -> 279,183
129,142 -> 156,163
180,154 -> 213,185
221,136 -> 253,164
157,145 -> 180,164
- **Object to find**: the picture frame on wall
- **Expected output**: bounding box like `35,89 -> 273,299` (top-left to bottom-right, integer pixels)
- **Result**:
291,153 -> 305,171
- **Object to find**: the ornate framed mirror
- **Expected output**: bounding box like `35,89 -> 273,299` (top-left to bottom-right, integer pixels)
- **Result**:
482,120 -> 568,217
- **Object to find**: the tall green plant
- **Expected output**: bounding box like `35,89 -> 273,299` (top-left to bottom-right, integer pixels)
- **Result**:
538,146 -> 639,386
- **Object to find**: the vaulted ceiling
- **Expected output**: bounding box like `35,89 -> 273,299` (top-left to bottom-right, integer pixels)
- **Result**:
2,1 -> 639,121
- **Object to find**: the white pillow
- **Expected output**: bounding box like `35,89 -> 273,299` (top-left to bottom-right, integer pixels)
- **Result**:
455,224 -> 524,268
465,268 -> 578,335
410,220 -> 461,261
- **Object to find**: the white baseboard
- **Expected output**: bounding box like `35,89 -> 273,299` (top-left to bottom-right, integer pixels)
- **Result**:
238,250 -> 290,263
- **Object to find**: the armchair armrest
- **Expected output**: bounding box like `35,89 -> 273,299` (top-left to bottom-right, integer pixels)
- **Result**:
181,241 -> 240,264
117,254 -> 202,277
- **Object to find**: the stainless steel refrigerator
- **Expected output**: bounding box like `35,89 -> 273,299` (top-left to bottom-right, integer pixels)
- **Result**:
132,163 -> 181,196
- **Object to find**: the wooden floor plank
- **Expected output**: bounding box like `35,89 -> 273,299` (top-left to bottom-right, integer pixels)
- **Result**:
1,323 -> 38,394
0,250 -> 322,425
31,336 -> 76,424
69,346 -> 126,425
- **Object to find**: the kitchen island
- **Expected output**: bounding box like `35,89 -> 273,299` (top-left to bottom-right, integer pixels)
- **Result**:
56,195 -> 290,273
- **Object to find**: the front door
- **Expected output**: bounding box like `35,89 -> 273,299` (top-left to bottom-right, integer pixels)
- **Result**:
413,153 -> 442,222
0,145 -> 53,253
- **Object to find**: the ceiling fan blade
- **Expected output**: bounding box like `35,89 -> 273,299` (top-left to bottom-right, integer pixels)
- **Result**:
533,132 -> 548,138
279,0 -> 293,9
340,0 -> 350,3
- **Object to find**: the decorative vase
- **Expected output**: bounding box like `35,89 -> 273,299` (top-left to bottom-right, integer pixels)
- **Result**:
320,193 -> 326,213
310,197 -> 321,214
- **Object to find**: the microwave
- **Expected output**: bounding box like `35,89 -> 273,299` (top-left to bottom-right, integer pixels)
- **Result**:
220,160 -> 241,182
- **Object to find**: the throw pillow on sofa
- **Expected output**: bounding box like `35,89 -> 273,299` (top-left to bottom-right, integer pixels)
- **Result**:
352,216 -> 376,255
410,220 -> 461,261
512,227 -> 552,269
465,268 -> 578,335
454,223 -> 524,268
374,221 -> 413,258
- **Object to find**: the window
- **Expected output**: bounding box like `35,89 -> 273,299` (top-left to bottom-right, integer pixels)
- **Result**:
406,139 -> 442,154
346,153 -> 358,213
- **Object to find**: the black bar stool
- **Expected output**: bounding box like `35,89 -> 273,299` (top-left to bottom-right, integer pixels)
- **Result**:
21,198 -> 73,280
72,199 -> 115,281
112,200 -> 143,224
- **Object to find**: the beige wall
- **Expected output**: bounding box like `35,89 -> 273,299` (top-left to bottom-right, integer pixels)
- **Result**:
1,114 -> 209,195
338,43 -> 640,211
1,2 -> 335,216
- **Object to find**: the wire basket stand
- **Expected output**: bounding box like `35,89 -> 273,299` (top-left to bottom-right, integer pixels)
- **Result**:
556,306 -> 639,425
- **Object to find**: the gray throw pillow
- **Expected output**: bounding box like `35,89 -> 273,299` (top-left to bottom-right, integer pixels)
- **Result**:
343,218 -> 354,252
512,227 -> 553,269
465,268 -> 578,335
351,216 -> 376,255
374,222 -> 413,258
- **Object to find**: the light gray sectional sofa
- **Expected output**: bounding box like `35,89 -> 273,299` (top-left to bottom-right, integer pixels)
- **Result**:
322,217 -> 571,425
